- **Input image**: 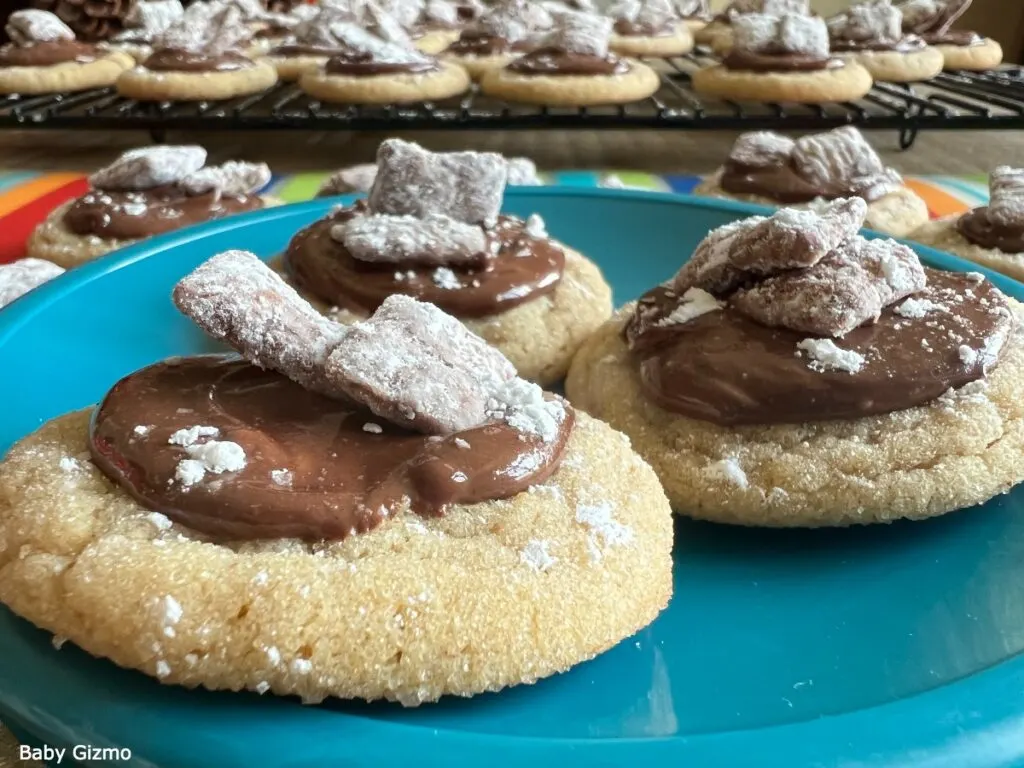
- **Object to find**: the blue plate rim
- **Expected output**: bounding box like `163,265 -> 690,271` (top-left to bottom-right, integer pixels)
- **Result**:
2,188 -> 1024,766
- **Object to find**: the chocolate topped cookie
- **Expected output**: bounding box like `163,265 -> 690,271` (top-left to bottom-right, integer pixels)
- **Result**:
695,126 -> 930,237
27,145 -> 278,268
442,0 -> 548,80
567,199 -> 1024,527
607,0 -> 694,57
896,0 -> 1002,70
826,0 -> 943,82
0,251 -> 672,705
281,139 -> 610,385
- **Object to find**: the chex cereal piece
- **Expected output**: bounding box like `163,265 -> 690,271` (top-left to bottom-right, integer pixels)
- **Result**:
728,131 -> 796,168
987,166 -> 1024,229
761,0 -> 809,15
675,198 -> 867,295
173,250 -> 349,397
507,157 -> 543,185
363,2 -> 416,42
424,0 -> 460,25
382,0 -> 425,29
115,0 -> 185,41
731,236 -> 926,336
0,258 -> 64,310
89,146 -> 208,191
548,10 -> 613,58
159,1 -> 251,54
318,164 -> 379,196
368,140 -> 508,228
734,13 -> 829,57
324,294 -> 516,434
180,161 -> 272,198
675,0 -> 708,14
329,23 -> 430,64
898,0 -> 967,33
796,337 -> 865,373
485,377 -> 566,443
334,213 -> 487,265
5,10 -> 75,45
832,0 -> 902,43
793,127 -> 886,185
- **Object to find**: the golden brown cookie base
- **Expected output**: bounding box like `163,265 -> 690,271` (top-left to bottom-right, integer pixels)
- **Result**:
27,197 -> 283,269
0,52 -> 134,95
912,215 -> 1024,283
116,60 -> 278,101
479,60 -> 660,106
691,61 -> 873,104
299,62 -> 470,104
694,20 -> 731,51
415,29 -> 462,55
0,409 -> 673,705
694,171 -> 930,238
609,25 -> 694,57
277,247 -> 613,385
441,52 -> 519,81
936,38 -> 1003,71
566,303 -> 1024,527
840,46 -> 943,83
265,54 -> 328,82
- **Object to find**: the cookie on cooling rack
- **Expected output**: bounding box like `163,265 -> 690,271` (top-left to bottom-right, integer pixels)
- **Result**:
298,22 -> 469,104
480,11 -> 659,107
693,0 -> 810,54
912,166 -> 1024,283
607,0 -> 694,58
827,0 -> 943,83
691,13 -> 873,104
409,0 -> 465,53
898,0 -> 1002,71
27,145 -> 278,268
0,10 -> 133,95
566,198 -> 1024,527
282,138 -> 610,385
0,251 -> 673,706
99,0 -> 185,64
674,0 -> 713,34
441,0 -> 546,80
116,2 -> 277,101
694,127 -> 929,238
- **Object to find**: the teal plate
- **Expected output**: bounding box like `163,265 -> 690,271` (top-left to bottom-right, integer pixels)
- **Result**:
3,189 -> 1024,768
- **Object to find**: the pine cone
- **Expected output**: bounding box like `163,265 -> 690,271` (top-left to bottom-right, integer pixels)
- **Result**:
34,0 -> 138,41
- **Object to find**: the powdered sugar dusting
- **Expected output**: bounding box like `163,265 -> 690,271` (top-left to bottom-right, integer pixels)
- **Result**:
576,501 -> 634,561
894,296 -> 944,318
0,258 -> 64,310
336,212 -> 487,266
796,338 -> 865,373
656,287 -> 723,326
705,457 -> 748,489
485,378 -> 566,443
520,539 -> 557,571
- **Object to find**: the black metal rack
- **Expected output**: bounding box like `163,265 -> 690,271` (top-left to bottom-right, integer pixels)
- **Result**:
2,54 -> 1023,149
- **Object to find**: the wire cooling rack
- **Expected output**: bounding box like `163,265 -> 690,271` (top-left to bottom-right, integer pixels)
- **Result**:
2,54 -> 1023,149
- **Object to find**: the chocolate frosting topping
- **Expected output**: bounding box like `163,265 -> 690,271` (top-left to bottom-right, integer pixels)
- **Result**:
957,208 -> 1024,254
0,40 -> 97,67
324,51 -> 440,75
626,269 -> 1013,426
507,47 -> 630,75
613,18 -> 676,36
63,185 -> 263,240
284,203 -> 565,318
723,48 -> 841,72
447,31 -> 532,56
921,29 -> 982,45
830,35 -> 926,52
89,356 -> 573,541
143,47 -> 253,72
270,43 -> 345,57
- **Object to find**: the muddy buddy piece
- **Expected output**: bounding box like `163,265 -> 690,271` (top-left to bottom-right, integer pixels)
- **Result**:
0,258 -> 64,310
89,145 -> 207,190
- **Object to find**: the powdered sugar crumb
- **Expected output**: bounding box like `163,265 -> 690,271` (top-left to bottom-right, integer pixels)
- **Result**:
454,437 -> 471,449
657,287 -> 724,326
146,511 -> 173,530
133,425 -> 152,436
894,297 -> 944,319
576,501 -> 634,557
520,540 -> 557,571
58,457 -> 78,472
363,422 -> 384,434
290,658 -> 313,675
958,345 -> 979,366
705,457 -> 749,489
168,425 -> 219,447
270,468 -> 293,487
486,378 -> 565,443
432,267 -> 461,290
255,681 -> 271,694
155,660 -> 171,678
796,338 -> 865,374
52,634 -> 67,650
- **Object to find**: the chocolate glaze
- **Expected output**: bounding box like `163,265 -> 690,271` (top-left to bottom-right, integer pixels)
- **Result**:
830,36 -> 926,53
625,269 -> 1013,426
613,19 -> 676,37
720,160 -> 892,204
143,48 -> 253,72
903,0 -> 969,37
270,43 -> 344,57
922,30 -> 983,46
957,208 -> 1024,254
0,40 -> 98,67
508,47 -> 630,76
324,51 -> 439,75
447,32 -> 532,56
89,356 -> 573,542
284,203 -> 565,318
255,24 -> 292,39
723,49 -> 843,72
63,185 -> 263,240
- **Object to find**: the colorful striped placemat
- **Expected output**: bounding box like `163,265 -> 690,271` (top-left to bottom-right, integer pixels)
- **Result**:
0,171 -> 990,264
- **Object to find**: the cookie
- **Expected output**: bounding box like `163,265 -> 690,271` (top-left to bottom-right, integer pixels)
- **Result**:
565,301 -> 1024,527
442,50 -> 520,80
609,23 -> 694,57
479,59 -> 660,106
299,61 -> 470,104
840,45 -> 943,82
691,60 -> 873,103
263,53 -> 328,81
694,171 -> 929,238
116,58 -> 278,101
0,50 -> 133,94
414,28 -> 462,54
693,19 -> 731,49
912,215 -> 1024,283
936,37 -> 1003,71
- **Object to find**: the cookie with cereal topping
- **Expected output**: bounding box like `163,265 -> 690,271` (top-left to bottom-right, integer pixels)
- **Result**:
566,198 -> 1024,527
912,167 -> 1024,284
0,251 -> 672,705
280,138 -> 611,385
694,127 -> 930,238
26,145 -> 280,269
608,0 -> 694,58
897,0 -> 1003,71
